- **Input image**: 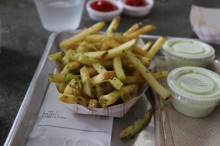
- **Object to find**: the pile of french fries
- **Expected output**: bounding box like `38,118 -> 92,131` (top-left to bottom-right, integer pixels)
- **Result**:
48,16 -> 170,108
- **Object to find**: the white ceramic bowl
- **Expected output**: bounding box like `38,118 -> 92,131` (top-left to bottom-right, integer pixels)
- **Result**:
86,0 -> 123,21
121,0 -> 154,17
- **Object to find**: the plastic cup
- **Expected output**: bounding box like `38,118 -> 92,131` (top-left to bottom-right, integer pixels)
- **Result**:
34,0 -> 85,32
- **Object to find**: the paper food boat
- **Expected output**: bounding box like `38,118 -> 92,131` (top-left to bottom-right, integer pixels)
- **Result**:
63,84 -> 149,117
190,5 -> 220,44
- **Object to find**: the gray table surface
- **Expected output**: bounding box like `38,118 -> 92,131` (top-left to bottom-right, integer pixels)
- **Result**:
0,0 -> 219,145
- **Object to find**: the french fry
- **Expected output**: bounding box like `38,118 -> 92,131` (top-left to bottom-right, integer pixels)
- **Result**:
152,71 -> 169,80
135,55 -> 152,67
113,56 -> 126,81
120,109 -> 152,140
59,94 -> 88,106
48,52 -> 64,61
87,67 -> 98,76
90,71 -> 115,86
88,99 -> 99,108
124,51 -> 170,100
132,45 -> 147,56
63,79 -> 83,96
142,41 -> 152,51
48,73 -> 80,83
60,61 -> 81,74
146,36 -> 167,59
85,34 -> 107,43
102,38 -> 120,48
60,22 -> 105,50
95,85 -> 105,99
126,25 -> 156,40
70,52 -> 102,65
92,63 -> 124,90
61,49 -> 73,65
56,83 -> 67,93
104,39 -> 137,59
107,16 -> 120,34
123,22 -> 142,36
80,66 -> 93,98
99,84 -> 138,107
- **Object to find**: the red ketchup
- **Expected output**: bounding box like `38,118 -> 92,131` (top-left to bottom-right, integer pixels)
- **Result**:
90,0 -> 118,12
125,0 -> 148,6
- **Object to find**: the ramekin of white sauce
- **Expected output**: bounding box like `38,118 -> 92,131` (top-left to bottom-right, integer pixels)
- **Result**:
162,38 -> 215,71
167,66 -> 220,118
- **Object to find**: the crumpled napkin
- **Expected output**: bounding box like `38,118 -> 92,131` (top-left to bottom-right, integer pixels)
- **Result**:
190,5 -> 220,44
26,83 -> 113,146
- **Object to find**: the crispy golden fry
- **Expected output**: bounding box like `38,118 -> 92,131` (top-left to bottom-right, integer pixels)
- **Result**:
90,71 -> 115,86
104,39 -> 137,60
92,63 -> 124,90
107,16 -> 120,34
123,22 -> 142,36
135,55 -> 152,67
63,79 -> 83,96
124,51 -> 170,100
120,85 -> 138,103
59,94 -> 88,106
88,99 -> 99,108
80,66 -> 93,98
85,34 -> 106,43
87,67 -> 98,76
61,49 -> 73,65
142,41 -> 152,51
126,25 -> 156,40
152,71 -> 169,79
120,109 -> 152,140
56,83 -> 67,93
95,85 -> 104,99
48,52 -> 65,61
103,38 -> 120,48
99,84 -> 138,107
48,73 -> 80,83
76,41 -> 101,52
60,61 -> 81,74
146,36 -> 167,59
132,45 -> 147,56
60,22 -> 105,50
113,56 -> 126,81
70,52 -> 103,65
99,82 -> 114,94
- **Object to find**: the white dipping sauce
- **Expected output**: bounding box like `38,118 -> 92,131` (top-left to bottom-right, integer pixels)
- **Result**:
162,38 -> 215,71
167,66 -> 220,118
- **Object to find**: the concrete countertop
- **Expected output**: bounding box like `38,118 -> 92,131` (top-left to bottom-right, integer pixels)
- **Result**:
0,0 -> 219,145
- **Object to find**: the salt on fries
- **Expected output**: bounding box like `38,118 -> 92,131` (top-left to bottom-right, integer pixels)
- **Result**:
48,16 -> 170,108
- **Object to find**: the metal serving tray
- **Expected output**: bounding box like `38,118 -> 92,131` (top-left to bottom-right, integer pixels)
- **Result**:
4,32 -> 220,146
4,32 -> 158,146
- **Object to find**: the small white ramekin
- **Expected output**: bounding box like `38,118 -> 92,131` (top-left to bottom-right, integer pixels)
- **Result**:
167,66 -> 220,118
121,0 -> 154,17
86,0 -> 123,21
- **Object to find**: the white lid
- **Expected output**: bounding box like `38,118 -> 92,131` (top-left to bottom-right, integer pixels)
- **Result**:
167,66 -> 220,105
162,38 -> 215,61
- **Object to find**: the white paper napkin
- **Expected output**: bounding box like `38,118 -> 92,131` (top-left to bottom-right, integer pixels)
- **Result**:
27,83 -> 113,146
